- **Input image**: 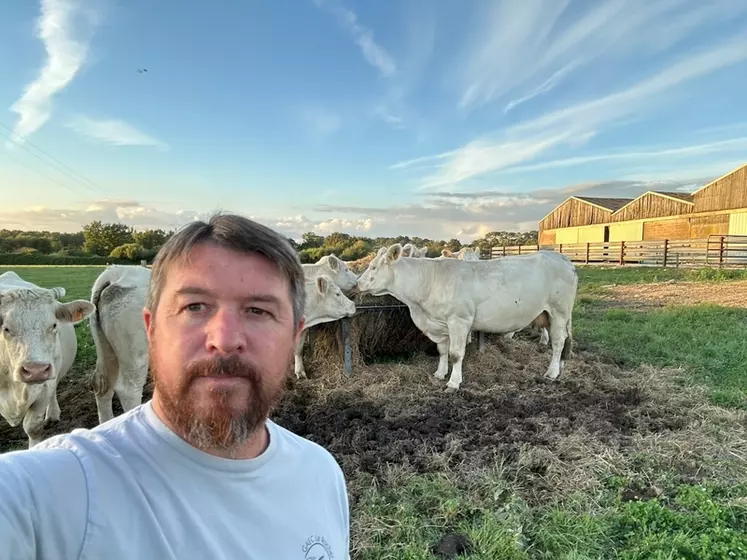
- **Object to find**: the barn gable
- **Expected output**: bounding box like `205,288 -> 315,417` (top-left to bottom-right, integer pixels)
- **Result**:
612,191 -> 694,222
539,196 -> 632,231
692,162 -> 747,213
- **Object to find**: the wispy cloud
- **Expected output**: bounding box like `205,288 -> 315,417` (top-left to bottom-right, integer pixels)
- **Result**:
396,22 -> 747,189
66,115 -> 168,149
313,0 -> 396,78
458,0 -> 746,112
7,0 -> 101,146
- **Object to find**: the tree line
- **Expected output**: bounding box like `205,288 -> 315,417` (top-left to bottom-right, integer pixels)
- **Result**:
0,221 -> 538,265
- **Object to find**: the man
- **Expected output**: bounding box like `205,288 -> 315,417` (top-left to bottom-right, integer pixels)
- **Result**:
0,212 -> 350,559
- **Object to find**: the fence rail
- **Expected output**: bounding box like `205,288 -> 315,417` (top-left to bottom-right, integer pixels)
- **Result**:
489,235 -> 747,267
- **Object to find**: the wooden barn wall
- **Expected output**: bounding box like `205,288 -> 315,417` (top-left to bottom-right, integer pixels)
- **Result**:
540,199 -> 612,230
643,218 -> 691,240
611,193 -> 692,222
539,229 -> 556,245
693,166 -> 747,212
691,214 -> 729,238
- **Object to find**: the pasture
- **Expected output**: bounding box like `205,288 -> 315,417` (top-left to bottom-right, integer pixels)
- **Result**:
2,264 -> 747,558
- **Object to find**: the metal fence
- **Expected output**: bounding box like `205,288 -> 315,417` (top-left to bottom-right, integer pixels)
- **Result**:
489,235 -> 747,267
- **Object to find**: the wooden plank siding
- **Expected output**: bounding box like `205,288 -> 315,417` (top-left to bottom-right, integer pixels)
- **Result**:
693,164 -> 747,213
691,214 -> 729,238
611,192 -> 694,222
539,198 -> 612,231
643,218 -> 691,240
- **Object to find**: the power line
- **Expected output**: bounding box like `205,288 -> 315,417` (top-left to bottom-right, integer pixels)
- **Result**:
0,120 -> 105,197
0,145 -> 93,199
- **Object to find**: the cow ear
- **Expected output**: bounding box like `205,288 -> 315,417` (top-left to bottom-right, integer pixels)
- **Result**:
376,247 -> 388,256
56,300 -> 96,324
441,249 -> 451,257
327,254 -> 340,271
386,244 -> 402,262
50,287 -> 66,299
315,276 -> 329,294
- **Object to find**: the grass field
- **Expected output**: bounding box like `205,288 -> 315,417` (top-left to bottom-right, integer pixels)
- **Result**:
1,264 -> 747,558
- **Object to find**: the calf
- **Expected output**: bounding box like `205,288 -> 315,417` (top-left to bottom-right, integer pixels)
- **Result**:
0,271 -> 94,447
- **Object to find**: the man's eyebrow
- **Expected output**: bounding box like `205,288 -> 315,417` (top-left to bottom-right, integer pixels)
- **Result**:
174,287 -> 282,306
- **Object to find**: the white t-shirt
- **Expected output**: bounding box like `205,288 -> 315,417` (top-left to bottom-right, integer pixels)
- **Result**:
0,400 -> 350,559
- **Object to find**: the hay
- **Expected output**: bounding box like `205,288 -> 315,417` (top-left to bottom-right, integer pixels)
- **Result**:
301,292 -> 436,378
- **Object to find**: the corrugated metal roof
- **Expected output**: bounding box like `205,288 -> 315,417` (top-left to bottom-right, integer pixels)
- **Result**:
574,196 -> 633,212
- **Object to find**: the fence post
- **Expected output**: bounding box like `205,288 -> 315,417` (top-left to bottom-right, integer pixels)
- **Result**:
663,239 -> 668,267
585,242 -> 590,264
559,244 -> 563,253
341,317 -> 352,377
619,241 -> 625,265
719,236 -> 725,267
503,246 -> 506,257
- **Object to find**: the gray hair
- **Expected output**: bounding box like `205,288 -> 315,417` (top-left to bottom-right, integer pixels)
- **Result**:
146,212 -> 306,328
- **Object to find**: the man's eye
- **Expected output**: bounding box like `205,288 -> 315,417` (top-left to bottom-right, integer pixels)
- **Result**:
186,303 -> 205,312
247,307 -> 268,316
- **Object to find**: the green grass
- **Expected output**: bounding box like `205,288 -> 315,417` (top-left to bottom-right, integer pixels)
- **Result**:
3,264 -> 747,558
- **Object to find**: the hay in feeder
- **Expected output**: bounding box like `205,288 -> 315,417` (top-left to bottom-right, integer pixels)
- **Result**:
301,292 -> 436,378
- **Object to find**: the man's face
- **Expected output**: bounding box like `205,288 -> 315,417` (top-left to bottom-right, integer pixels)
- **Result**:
143,242 -> 304,453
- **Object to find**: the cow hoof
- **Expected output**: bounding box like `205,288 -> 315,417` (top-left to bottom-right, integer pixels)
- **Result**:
444,386 -> 459,394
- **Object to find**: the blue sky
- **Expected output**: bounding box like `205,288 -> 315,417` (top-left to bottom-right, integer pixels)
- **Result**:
1,0 -> 747,241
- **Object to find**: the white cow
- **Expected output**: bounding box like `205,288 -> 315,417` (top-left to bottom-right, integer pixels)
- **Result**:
89,265 -> 151,424
294,275 -> 357,378
0,271 -> 95,447
437,247 -> 480,261
356,244 -> 578,392
302,254 -> 358,292
402,243 -> 428,258
294,254 -> 359,378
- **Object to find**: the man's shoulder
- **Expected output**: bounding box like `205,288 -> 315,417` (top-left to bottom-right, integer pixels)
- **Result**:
268,419 -> 345,478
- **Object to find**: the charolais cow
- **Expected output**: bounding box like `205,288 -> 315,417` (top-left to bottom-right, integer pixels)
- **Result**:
294,254 -> 359,379
294,275 -> 357,379
402,243 -> 428,258
437,247 -> 480,261
89,265 -> 151,424
356,245 -> 578,392
0,271 -> 95,447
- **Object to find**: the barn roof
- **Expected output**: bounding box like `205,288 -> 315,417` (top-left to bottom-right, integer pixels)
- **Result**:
573,196 -> 633,212
650,191 -> 695,204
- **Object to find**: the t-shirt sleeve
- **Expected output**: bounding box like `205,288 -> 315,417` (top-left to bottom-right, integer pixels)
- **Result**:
0,447 -> 88,559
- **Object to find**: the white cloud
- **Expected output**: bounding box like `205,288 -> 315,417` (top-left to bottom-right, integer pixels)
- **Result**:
396,26 -> 747,189
457,0 -> 747,112
7,0 -> 101,146
66,115 -> 168,149
314,0 -> 396,78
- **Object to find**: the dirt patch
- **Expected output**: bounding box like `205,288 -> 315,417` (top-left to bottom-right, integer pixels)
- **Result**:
598,280 -> 747,310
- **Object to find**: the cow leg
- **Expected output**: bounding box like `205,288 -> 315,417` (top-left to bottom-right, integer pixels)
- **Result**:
45,389 -> 61,425
433,340 -> 449,380
467,331 -> 473,344
95,386 -> 116,425
115,362 -> 148,414
539,327 -> 549,345
445,320 -> 471,392
23,398 -> 49,448
543,317 -> 569,380
294,330 -> 308,379
503,331 -> 515,340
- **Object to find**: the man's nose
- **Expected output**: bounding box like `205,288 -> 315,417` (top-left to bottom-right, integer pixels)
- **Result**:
205,308 -> 245,354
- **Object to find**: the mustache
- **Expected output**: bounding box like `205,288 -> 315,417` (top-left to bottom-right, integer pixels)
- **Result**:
185,354 -> 260,380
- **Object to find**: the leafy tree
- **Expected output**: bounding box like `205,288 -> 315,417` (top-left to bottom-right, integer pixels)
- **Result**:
83,221 -> 134,256
132,228 -> 171,250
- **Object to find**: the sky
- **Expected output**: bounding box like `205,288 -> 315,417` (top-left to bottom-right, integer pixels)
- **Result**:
1,0 -> 747,242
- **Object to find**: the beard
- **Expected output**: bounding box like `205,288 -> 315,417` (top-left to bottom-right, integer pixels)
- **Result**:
151,347 -> 286,455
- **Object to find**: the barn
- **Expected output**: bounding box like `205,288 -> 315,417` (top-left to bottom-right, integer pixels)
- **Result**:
538,162 -> 747,246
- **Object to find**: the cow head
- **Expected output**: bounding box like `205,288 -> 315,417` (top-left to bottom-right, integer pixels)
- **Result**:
0,287 -> 95,384
318,254 -> 358,293
305,275 -> 356,328
356,243 -> 402,295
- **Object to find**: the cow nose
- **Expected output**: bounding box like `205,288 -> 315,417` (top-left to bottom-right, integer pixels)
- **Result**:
19,362 -> 53,383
